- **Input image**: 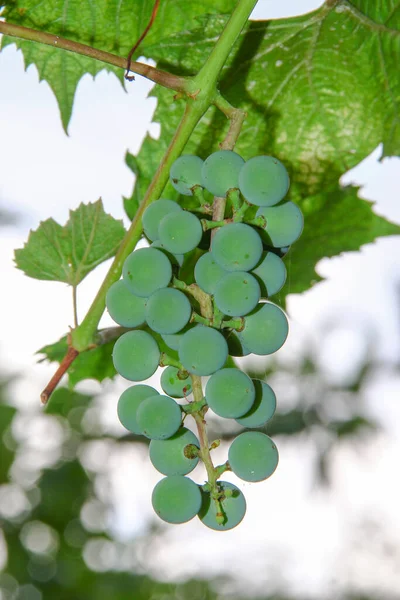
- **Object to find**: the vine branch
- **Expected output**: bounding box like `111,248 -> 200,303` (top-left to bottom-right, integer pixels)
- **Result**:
40,346 -> 79,404
0,21 -> 187,92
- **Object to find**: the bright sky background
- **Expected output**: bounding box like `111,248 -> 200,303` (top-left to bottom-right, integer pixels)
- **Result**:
1,0 -> 400,597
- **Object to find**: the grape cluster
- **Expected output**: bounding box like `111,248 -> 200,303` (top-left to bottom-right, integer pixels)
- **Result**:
106,150 -> 303,530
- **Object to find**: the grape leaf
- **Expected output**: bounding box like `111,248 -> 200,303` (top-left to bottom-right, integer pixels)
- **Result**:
0,0 -> 236,130
14,199 -> 125,284
44,387 -> 94,417
38,335 -> 117,386
280,186 -> 400,295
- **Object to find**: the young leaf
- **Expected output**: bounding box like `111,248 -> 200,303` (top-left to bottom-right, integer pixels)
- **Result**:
15,200 -> 125,285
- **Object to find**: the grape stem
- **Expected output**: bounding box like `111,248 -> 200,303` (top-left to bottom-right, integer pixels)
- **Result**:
222,317 -> 244,330
190,313 -> 212,327
188,84 -> 249,519
190,375 -> 225,516
159,353 -> 182,369
246,215 -> 267,228
201,219 -> 227,231
233,199 -> 250,222
172,278 -> 212,317
192,186 -> 209,207
227,188 -> 243,213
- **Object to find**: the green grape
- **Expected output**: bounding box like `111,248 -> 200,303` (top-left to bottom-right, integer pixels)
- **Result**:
194,252 -> 227,294
149,427 -> 199,476
117,385 -> 159,434
151,240 -> 184,267
238,302 -> 288,355
214,271 -> 260,317
235,380 -> 276,428
160,366 -> 192,398
205,368 -> 255,418
122,247 -> 172,297
256,201 -> 304,247
224,330 -> 251,357
228,431 -> 279,482
201,150 -> 244,197
170,155 -> 204,196
106,280 -> 146,327
112,330 -> 160,381
145,288 -> 192,335
251,251 -> 287,297
198,481 -> 246,531
239,155 -> 289,207
179,325 -> 228,376
142,199 -> 182,241
158,211 -> 203,254
136,394 -> 182,440
152,475 -> 202,524
211,223 -> 262,272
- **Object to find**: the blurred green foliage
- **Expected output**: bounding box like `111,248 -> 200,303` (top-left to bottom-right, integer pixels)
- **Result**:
0,329 -> 398,599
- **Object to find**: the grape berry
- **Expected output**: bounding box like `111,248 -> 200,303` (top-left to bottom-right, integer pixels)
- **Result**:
108,152 -> 303,530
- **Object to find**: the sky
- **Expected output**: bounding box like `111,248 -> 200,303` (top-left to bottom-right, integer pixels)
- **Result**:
0,0 -> 400,597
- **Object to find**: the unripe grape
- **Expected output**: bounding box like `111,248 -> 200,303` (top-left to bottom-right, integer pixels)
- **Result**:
251,251 -> 287,297
149,427 -> 199,476
201,150 -> 244,197
198,481 -> 246,531
160,366 -> 192,398
145,288 -> 192,334
152,476 -> 202,524
238,302 -> 288,355
170,155 -> 204,196
235,380 -> 276,428
122,247 -> 172,297
179,325 -> 228,376
143,199 -> 182,241
256,201 -> 303,247
117,385 -> 159,434
159,211 -> 203,254
214,271 -> 260,316
136,394 -> 182,440
228,431 -> 279,482
211,223 -> 263,272
106,280 -> 146,327
205,368 -> 255,418
239,155 -> 289,206
112,330 -> 160,381
194,252 -> 227,294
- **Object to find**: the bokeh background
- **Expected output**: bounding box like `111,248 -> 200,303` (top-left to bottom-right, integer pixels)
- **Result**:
1,0 -> 400,598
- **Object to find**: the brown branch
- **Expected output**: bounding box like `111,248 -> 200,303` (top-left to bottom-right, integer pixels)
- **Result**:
0,20 -> 188,92
40,346 -> 79,405
125,0 -> 160,80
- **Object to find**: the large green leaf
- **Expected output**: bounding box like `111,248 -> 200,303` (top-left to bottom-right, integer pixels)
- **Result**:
14,200 -> 125,285
281,186 -> 400,294
0,0 -> 236,129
